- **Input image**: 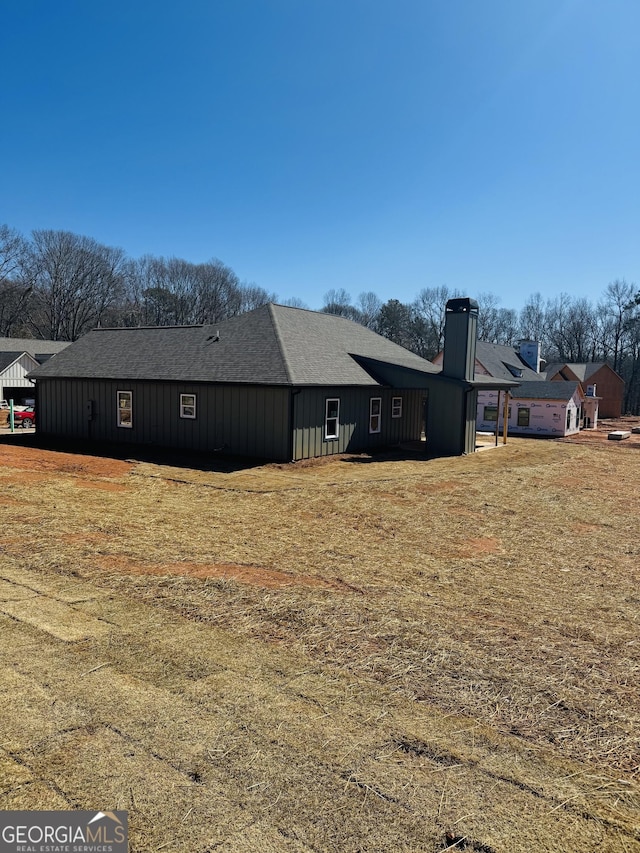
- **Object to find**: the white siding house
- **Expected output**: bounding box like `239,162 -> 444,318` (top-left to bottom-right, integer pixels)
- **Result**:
477,381 -> 585,437
0,339 -> 71,406
0,351 -> 40,405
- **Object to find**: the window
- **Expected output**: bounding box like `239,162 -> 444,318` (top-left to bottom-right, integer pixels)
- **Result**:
369,397 -> 381,434
517,407 -> 530,427
392,397 -> 402,418
483,405 -> 498,422
325,398 -> 340,440
180,393 -> 196,419
117,391 -> 132,428
566,408 -> 572,430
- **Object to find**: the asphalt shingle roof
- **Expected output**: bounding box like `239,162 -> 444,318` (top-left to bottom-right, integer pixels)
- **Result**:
0,338 -> 70,363
0,352 -> 21,372
544,363 -> 606,382
474,341 -> 544,382
29,304 -> 441,387
510,380 -> 581,401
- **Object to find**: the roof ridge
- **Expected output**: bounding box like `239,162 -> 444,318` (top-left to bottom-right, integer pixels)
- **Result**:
266,304 -> 294,384
89,324 -> 207,332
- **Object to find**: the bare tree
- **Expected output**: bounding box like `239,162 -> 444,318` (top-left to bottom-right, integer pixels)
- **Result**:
25,230 -> 127,340
239,284 -> 277,313
321,289 -> 362,322
475,292 -> 502,342
412,286 -> 460,356
0,224 -> 25,282
621,323 -> 640,413
115,257 -> 150,326
0,225 -> 32,336
134,256 -> 199,325
192,259 -> 243,324
355,291 -> 382,329
493,307 -> 519,345
518,293 -> 549,347
598,279 -> 638,371
281,296 -> 309,309
544,294 -> 598,362
0,280 -> 33,337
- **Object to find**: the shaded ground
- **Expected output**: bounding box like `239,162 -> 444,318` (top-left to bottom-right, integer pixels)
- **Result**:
0,435 -> 639,852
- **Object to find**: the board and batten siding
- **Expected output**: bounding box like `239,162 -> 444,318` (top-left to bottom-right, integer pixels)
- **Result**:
36,380 -> 425,461
35,379 -> 291,460
424,382 -> 478,457
291,387 -> 424,461
0,353 -> 39,398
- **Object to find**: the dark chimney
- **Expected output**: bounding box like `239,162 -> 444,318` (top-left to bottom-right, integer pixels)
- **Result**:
442,297 -> 478,381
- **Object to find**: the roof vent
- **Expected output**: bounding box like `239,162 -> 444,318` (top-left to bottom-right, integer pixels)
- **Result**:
204,329 -> 220,343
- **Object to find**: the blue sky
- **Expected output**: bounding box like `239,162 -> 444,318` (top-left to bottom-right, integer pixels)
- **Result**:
2,0 -> 638,311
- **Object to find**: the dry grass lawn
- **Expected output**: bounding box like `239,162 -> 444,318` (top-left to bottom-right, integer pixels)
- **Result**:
0,429 -> 639,852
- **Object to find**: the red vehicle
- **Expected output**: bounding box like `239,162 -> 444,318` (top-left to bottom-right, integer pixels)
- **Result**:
13,406 -> 36,428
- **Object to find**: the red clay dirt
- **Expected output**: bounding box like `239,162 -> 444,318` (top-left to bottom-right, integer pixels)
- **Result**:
0,442 -> 134,478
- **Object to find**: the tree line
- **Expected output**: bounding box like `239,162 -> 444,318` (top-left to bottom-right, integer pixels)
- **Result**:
320,284 -> 640,414
2,223 -> 639,413
0,224 -> 282,342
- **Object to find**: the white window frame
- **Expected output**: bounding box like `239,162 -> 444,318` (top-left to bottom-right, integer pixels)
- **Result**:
180,393 -> 197,419
392,396 -> 402,418
369,397 -> 382,434
117,391 -> 133,428
324,398 -> 340,440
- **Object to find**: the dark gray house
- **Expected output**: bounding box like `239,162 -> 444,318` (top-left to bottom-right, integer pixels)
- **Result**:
29,301 -> 515,461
